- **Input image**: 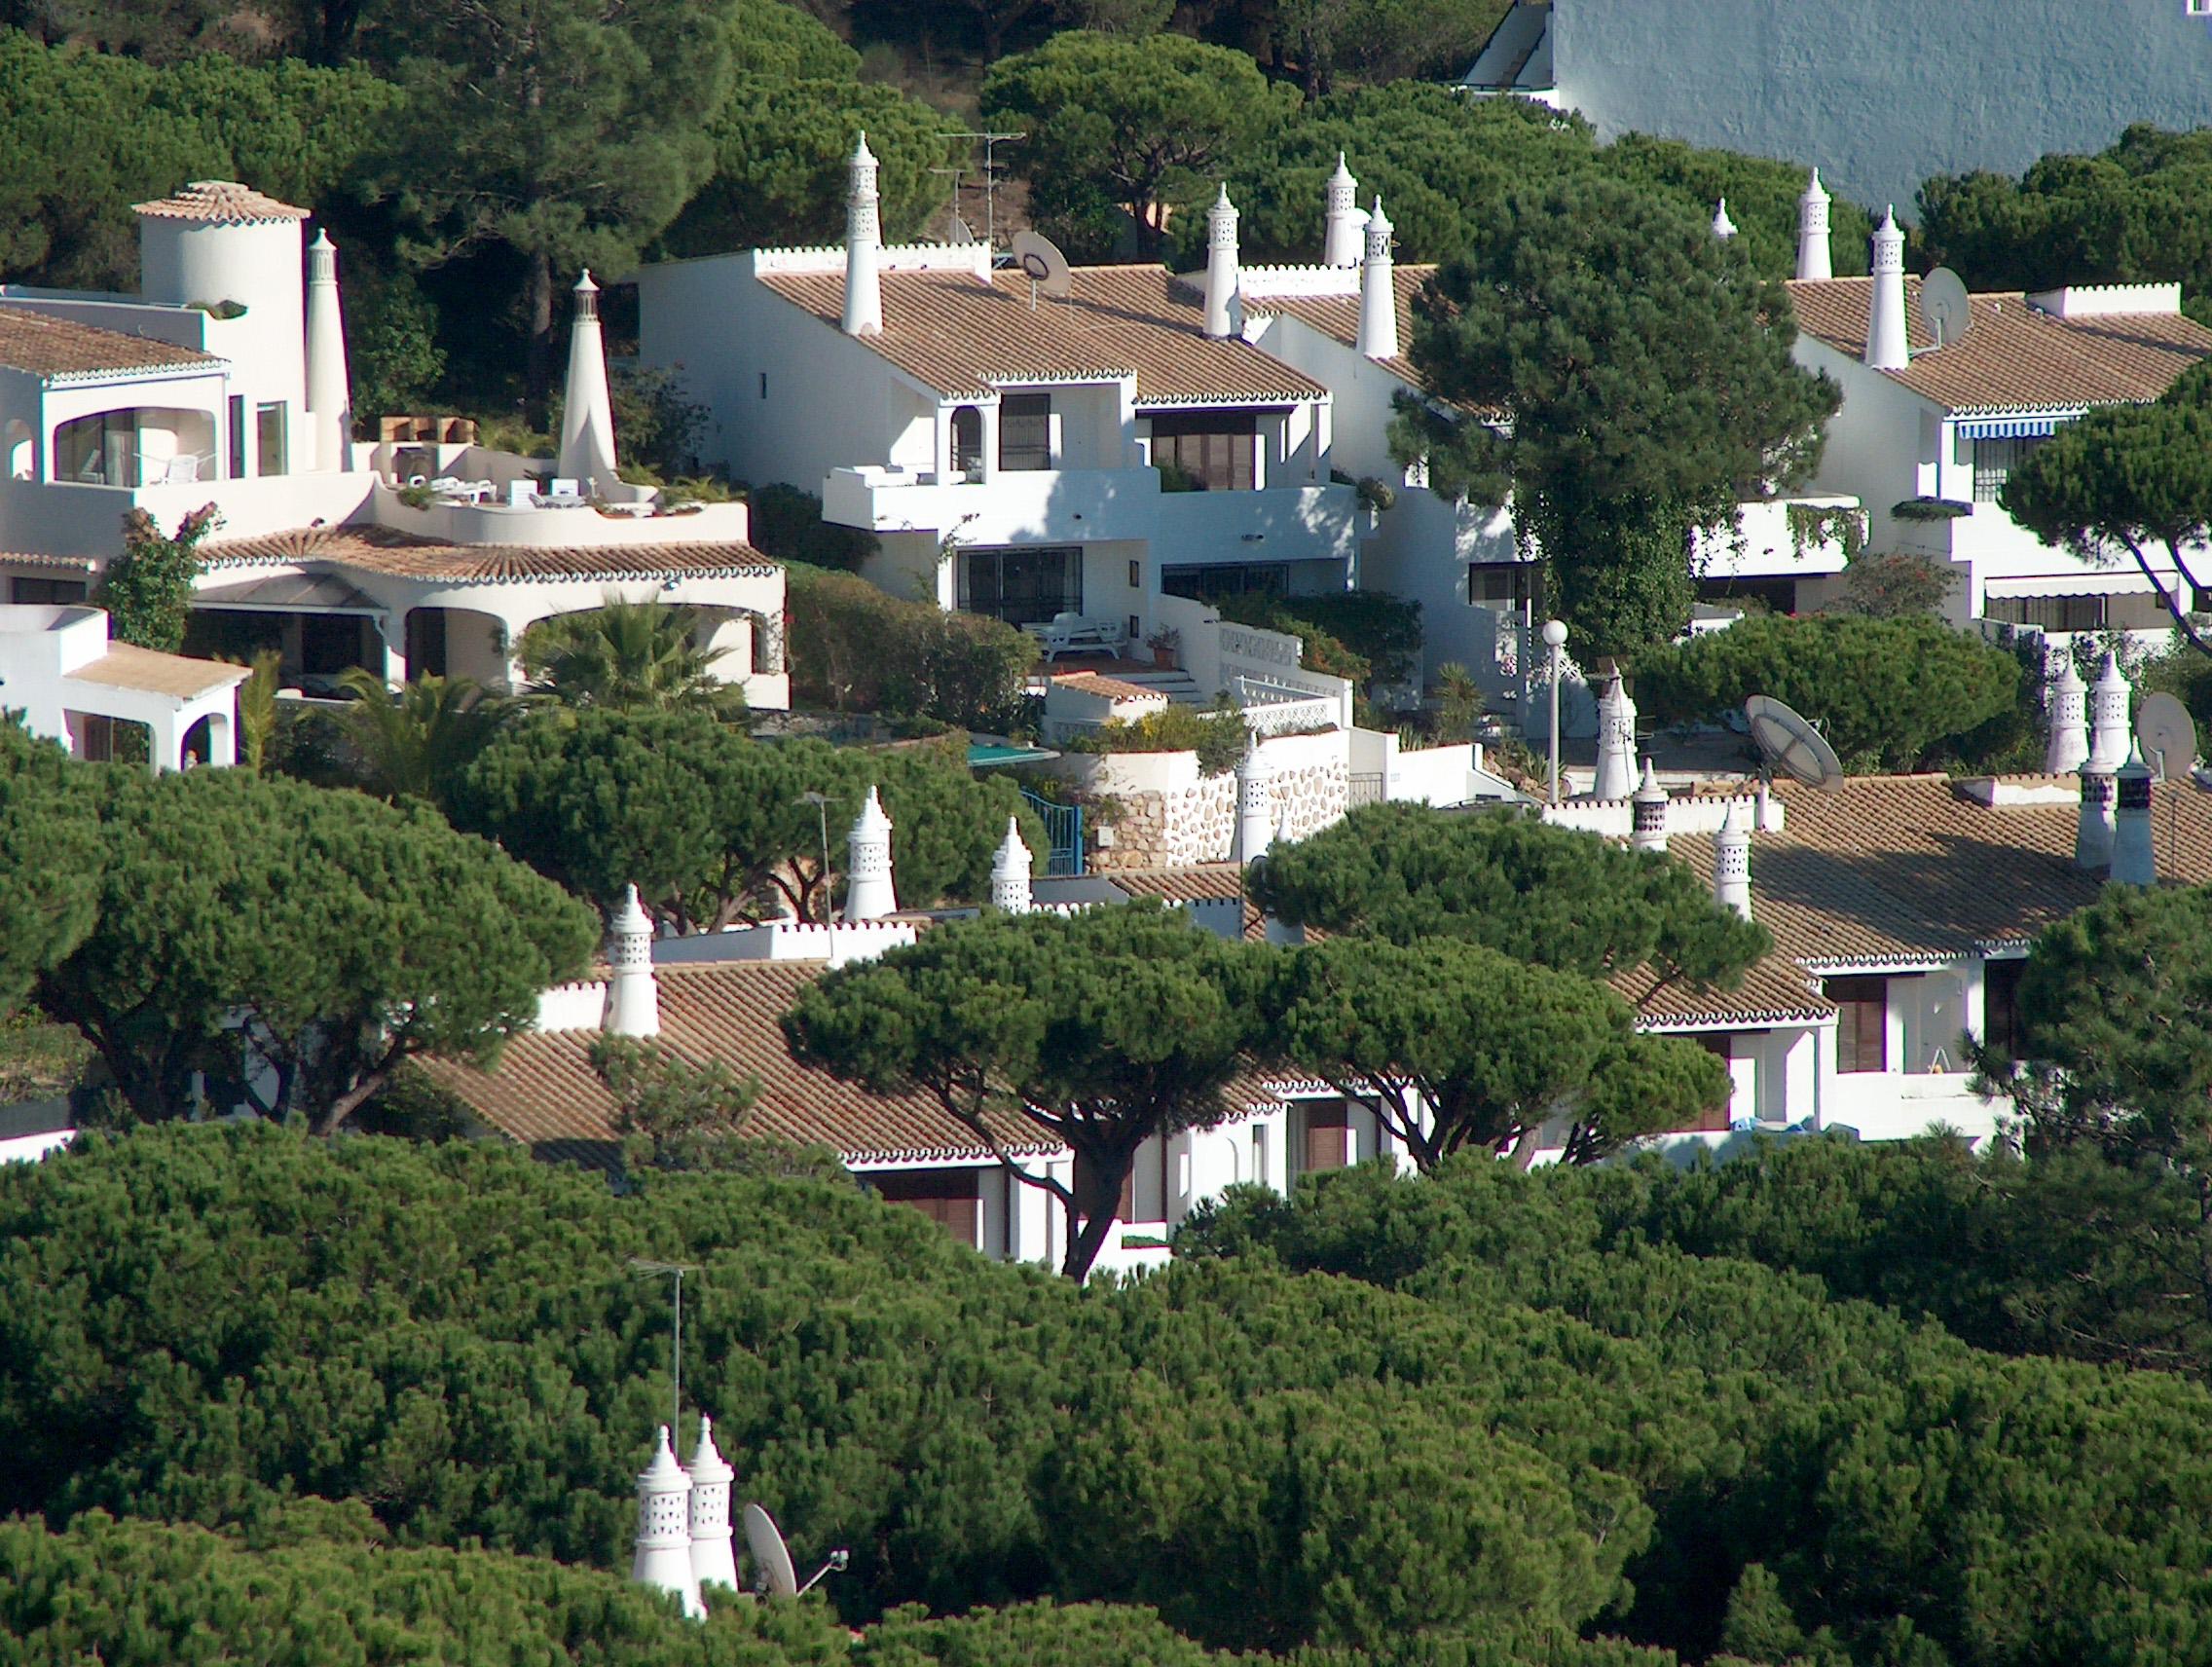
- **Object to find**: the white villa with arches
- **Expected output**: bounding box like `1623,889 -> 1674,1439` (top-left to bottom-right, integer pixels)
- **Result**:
0,180 -> 788,718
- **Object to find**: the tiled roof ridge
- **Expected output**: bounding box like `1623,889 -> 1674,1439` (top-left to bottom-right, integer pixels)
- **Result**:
0,303 -> 223,381
133,180 -> 309,223
198,523 -> 780,583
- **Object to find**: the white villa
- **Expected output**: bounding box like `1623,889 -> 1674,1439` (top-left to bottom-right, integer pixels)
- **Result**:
0,601 -> 248,769
1783,178 -> 2212,654
0,181 -> 788,708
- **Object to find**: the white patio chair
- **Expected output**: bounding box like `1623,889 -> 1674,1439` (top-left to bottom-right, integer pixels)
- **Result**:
506,480 -> 535,508
162,455 -> 200,485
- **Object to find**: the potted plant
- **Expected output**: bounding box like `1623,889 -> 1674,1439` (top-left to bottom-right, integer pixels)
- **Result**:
1144,625 -> 1181,670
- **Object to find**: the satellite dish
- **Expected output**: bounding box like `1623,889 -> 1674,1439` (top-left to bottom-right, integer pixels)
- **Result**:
744,1502 -> 799,1598
1922,267 -> 1972,351
1745,694 -> 1845,791
947,215 -> 977,246
2137,691 -> 2199,779
1010,229 -> 1073,301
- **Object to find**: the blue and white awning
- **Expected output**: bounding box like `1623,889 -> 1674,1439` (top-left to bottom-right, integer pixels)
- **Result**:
1955,416 -> 2066,440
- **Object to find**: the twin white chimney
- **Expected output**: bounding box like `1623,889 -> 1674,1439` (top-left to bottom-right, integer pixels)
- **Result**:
2044,657 -> 2089,774
1323,153 -> 1366,268
303,230 -> 351,472
2112,743 -> 2157,885
632,1427 -> 704,1617
2086,652 -> 2133,772
844,786 -> 899,921
841,132 -> 883,338
1863,205 -> 1908,370
1630,759 -> 1670,854
687,1419 -> 739,1595
1356,197 -> 1399,361
1795,167 -> 1832,282
556,271 -> 619,488
1202,184 -> 1240,340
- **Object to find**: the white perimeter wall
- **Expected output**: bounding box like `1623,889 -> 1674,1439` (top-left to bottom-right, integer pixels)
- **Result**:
1552,0 -> 2212,214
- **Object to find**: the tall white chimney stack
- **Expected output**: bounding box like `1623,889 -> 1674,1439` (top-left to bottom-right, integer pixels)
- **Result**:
556,271 -> 619,488
604,884 -> 661,1039
2044,656 -> 2089,775
2076,766 -> 2117,870
1714,802 -> 1752,920
1202,184 -> 1240,340
1356,197 -> 1399,361
303,230 -> 351,472
1323,152 -> 1365,268
990,814 -> 1034,914
1795,167 -> 1832,282
844,786 -> 899,921
2111,743 -> 2157,885
1863,205 -> 1908,370
631,1427 -> 704,1617
1592,672 -> 1638,800
1630,759 -> 1670,854
841,132 -> 883,337
2087,651 -> 2133,772
1234,733 -> 1273,865
686,1417 -> 739,1596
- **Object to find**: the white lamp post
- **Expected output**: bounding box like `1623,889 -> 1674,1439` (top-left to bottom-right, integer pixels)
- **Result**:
1541,618 -> 1568,805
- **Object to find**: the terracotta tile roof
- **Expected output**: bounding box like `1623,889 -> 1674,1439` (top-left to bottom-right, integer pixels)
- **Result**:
422,959 -> 1059,1165
65,643 -> 249,700
0,305 -> 221,382
1106,864 -> 1268,941
758,264 -> 1327,406
1258,265 -> 1434,388
199,523 -> 779,584
1788,277 -> 2212,414
0,552 -> 96,574
1676,774 -> 2212,970
1617,954 -> 1835,1030
1052,670 -> 1168,702
132,180 -> 308,223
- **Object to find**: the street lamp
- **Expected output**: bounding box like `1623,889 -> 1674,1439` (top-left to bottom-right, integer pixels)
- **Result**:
1541,618 -> 1568,805
798,792 -> 831,921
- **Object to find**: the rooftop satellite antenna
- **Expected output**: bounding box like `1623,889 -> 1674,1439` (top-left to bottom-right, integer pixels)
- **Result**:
947,215 -> 977,245
1011,230 -> 1073,307
1922,266 -> 1972,350
743,1502 -> 849,1599
629,1257 -> 699,1441
1745,694 -> 1845,791
2137,691 -> 2198,780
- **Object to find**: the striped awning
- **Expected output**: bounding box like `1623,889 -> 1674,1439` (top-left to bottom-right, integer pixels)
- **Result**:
1955,416 -> 2067,440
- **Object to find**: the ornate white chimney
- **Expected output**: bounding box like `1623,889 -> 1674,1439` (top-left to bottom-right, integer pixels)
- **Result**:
1714,802 -> 1751,920
1203,184 -> 1240,340
1592,672 -> 1637,800
844,786 -> 898,921
604,884 -> 660,1038
2111,742 -> 2157,885
304,230 -> 351,472
1796,167 -> 1832,281
1630,759 -> 1669,853
1864,206 -> 1908,370
989,814 -> 1034,913
1356,197 -> 1398,361
1711,198 -> 1738,241
2087,651 -> 2133,772
841,132 -> 883,338
631,1427 -> 703,1617
2044,657 -> 2089,775
686,1417 -> 739,1596
556,271 -> 619,488
1234,733 -> 1273,865
1323,152 -> 1365,267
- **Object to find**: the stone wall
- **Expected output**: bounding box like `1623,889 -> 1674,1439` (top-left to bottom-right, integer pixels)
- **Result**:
1088,741 -> 1350,871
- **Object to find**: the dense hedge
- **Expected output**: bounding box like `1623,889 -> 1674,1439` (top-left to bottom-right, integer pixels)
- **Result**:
10,1127 -> 2212,1664
786,566 -> 1036,731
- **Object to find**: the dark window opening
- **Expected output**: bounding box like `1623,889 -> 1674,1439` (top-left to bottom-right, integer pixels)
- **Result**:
228,395 -> 246,479
11,577 -> 87,605
999,393 -> 1051,471
1984,958 -> 2028,1059
1161,563 -> 1288,601
1150,410 -> 1257,491
1983,593 -> 2105,633
957,546 -> 1081,628
951,405 -> 985,479
1689,1033 -> 1735,1130
406,609 -> 450,679
300,612 -> 366,676
1825,976 -> 1889,1073
1293,1099 -> 1351,1177
255,401 -> 287,477
1467,560 -> 1540,610
1972,434 -> 2047,501
872,1168 -> 981,1246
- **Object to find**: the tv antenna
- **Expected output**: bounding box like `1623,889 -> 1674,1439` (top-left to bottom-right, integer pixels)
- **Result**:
1011,229 -> 1073,307
940,130 -> 1023,250
1922,266 -> 1972,351
743,1502 -> 849,1599
1745,694 -> 1845,791
629,1257 -> 700,1441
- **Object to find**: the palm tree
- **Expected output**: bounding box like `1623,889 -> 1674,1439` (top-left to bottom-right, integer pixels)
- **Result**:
515,596 -> 745,716
336,669 -> 516,809
235,648 -> 284,772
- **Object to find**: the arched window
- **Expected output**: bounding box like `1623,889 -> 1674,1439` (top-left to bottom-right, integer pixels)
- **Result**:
4,418 -> 30,480
950,406 -> 983,479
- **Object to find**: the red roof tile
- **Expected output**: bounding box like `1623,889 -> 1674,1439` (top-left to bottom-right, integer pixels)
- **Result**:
0,305 -> 220,381
200,523 -> 778,583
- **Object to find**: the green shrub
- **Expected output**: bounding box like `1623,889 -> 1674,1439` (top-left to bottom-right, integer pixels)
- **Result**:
788,565 -> 1036,730
1634,613 -> 2021,771
1069,700 -> 1251,775
747,482 -> 878,573
1213,592 -> 1423,689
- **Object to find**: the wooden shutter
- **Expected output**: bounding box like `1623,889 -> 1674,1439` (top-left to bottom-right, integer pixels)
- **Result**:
1824,977 -> 1889,1073
1301,1101 -> 1350,1173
